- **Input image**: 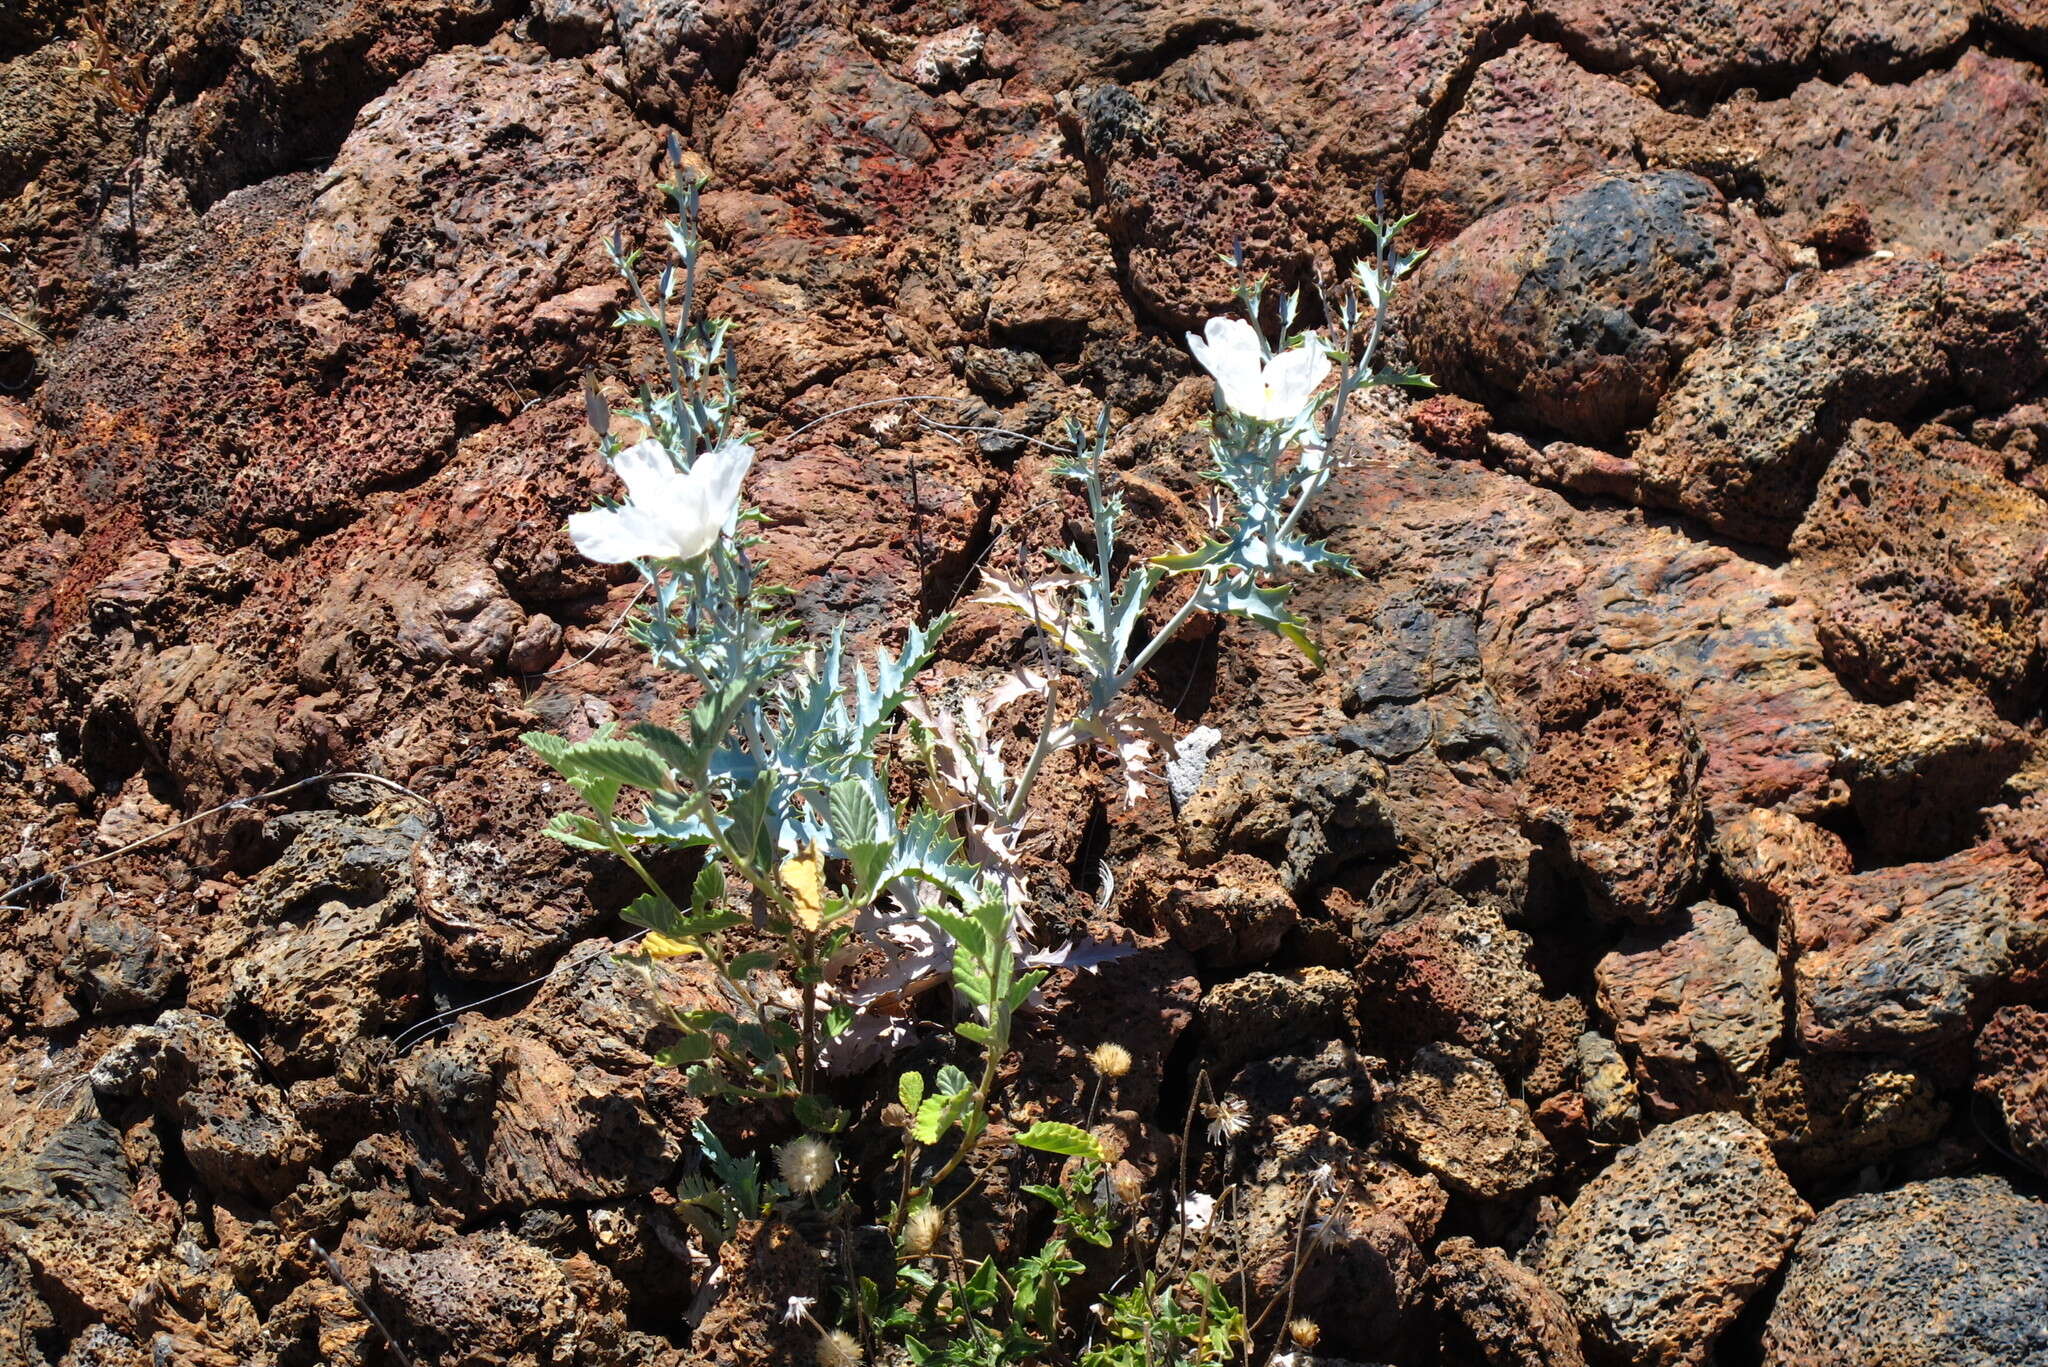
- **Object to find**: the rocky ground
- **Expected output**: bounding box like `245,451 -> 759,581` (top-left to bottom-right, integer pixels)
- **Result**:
4,0 -> 2048,1364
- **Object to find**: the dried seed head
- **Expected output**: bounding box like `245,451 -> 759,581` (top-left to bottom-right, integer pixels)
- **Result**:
778,1137 -> 836,1195
815,1328 -> 863,1367
1288,1318 -> 1321,1348
1088,1042 -> 1133,1078
1110,1166 -> 1145,1207
900,1204 -> 945,1256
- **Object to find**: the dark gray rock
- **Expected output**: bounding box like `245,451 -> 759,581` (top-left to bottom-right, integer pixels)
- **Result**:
1761,1176 -> 2048,1367
1408,170 -> 1784,444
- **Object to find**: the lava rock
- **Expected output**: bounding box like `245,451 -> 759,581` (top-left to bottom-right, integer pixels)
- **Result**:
89,1009 -> 318,1204
368,1230 -> 630,1367
1631,256 -> 1950,547
1400,40 -> 1655,240
1785,807 -> 2048,1054
1595,901 -> 1781,1119
1538,1112 -> 1811,1367
1522,671 -> 1708,925
1790,419 -> 2048,709
185,809 -> 427,1080
1760,1175 -> 2048,1366
1177,1126 -> 1446,1364
1752,1054 -> 1948,1181
1377,1044 -> 1554,1200
1356,886 -> 1545,1070
1432,1236 -> 1587,1367
1409,170 -> 1783,443
1975,1004 -> 2048,1179
1197,967 -> 1358,1079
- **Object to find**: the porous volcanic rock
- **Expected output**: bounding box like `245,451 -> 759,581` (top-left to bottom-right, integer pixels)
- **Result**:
1943,226 -> 2048,407
1785,806 -> 2048,1054
1538,1113 -> 1811,1367
1595,901 -> 1781,1119
1681,50 -> 2048,257
396,944 -> 706,1212
1176,737 -> 1399,891
184,807 -> 427,1079
1975,1003 -> 2048,1178
1399,40 -> 1656,240
1752,1053 -> 1949,1180
88,1009 -> 319,1204
1355,885 -> 1545,1070
1630,256 -> 1950,546
1760,1175 -> 2048,1367
1063,81 -> 1319,331
1408,170 -> 1784,443
1431,1237 -> 1587,1367
1522,671 -> 1708,924
299,44 -> 657,335
1790,419 -> 2048,710
367,1229 -> 631,1367
1197,967 -> 1358,1079
1376,1043 -> 1554,1200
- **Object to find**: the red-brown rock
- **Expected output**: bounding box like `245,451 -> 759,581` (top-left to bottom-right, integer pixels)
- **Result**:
1409,170 -> 1784,443
1522,671 -> 1708,924
1596,901 -> 1782,1119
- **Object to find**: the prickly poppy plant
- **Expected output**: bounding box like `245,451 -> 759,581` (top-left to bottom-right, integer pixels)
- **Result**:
524,139 -> 1428,1363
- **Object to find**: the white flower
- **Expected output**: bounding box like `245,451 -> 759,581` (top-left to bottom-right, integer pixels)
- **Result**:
1203,1096 -> 1250,1144
784,1296 -> 816,1324
1180,1192 -> 1216,1232
1185,317 -> 1331,423
567,437 -> 752,564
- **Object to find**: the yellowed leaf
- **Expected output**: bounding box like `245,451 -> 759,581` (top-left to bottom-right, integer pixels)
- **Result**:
780,843 -> 828,932
643,932 -> 701,959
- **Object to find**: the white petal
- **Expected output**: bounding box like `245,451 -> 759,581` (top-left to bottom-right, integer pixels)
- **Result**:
568,505 -> 678,563
650,439 -> 754,562
1188,317 -> 1267,416
692,440 -> 755,529
609,438 -> 680,505
1259,339 -> 1332,420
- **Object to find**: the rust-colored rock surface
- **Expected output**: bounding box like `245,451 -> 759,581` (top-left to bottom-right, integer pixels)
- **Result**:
1523,672 -> 1708,925
1595,901 -> 1782,1118
6,0 -> 2048,1362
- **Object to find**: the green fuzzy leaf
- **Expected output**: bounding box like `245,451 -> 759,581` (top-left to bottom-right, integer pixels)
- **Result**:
935,1065 -> 972,1097
654,1033 -> 713,1067
540,812 -> 612,851
691,860 -> 727,913
520,731 -> 572,769
565,737 -> 672,792
898,1071 -> 925,1111
629,722 -> 699,776
911,1095 -> 954,1145
1014,1121 -> 1106,1161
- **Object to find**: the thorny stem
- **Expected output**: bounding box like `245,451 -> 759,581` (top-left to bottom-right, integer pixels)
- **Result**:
1001,674 -> 1064,827
1113,576 -> 1211,695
